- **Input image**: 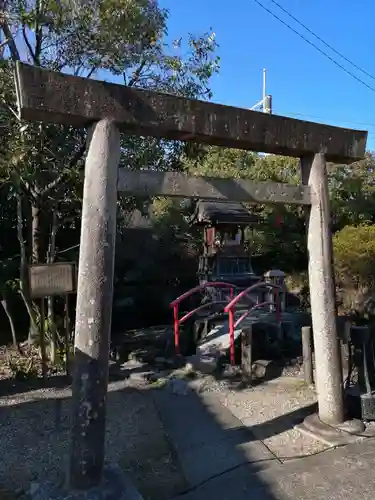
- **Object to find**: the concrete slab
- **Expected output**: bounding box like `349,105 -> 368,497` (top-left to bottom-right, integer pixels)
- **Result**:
151,385 -> 275,487
260,438 -> 375,500
171,439 -> 375,500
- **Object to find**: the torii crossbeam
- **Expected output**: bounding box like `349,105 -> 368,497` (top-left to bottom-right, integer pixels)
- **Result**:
14,61 -> 367,492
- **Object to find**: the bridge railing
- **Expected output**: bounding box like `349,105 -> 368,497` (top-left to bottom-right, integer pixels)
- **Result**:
224,282 -> 283,365
170,282 -> 235,355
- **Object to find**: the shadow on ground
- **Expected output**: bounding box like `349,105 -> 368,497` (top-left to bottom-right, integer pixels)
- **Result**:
0,373 -> 323,500
0,368 -> 321,500
0,374 -> 71,398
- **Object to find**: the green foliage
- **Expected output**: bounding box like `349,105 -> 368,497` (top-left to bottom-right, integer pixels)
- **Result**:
333,224 -> 375,288
329,154 -> 375,230
184,147 -> 305,272
2,1 -> 375,338
0,0 -> 220,343
184,146 -> 299,181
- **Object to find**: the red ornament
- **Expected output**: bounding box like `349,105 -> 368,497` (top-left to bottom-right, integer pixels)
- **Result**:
275,213 -> 283,227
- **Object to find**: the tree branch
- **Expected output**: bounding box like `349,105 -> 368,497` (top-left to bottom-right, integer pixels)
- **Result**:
0,18 -> 20,61
22,24 -> 37,64
40,140 -> 86,196
34,0 -> 43,65
0,36 -> 9,52
1,98 -> 19,120
128,59 -> 147,87
86,65 -> 98,79
10,168 -> 36,203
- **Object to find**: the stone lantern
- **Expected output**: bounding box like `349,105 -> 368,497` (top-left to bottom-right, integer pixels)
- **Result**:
264,269 -> 286,312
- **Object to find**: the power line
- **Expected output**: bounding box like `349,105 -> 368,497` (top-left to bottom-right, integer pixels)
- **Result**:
252,0 -> 375,94
277,111 -> 375,139
274,109 -> 375,129
269,0 -> 375,83
0,243 -> 80,266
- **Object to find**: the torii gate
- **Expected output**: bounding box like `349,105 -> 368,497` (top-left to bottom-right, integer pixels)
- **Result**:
15,62 -> 367,492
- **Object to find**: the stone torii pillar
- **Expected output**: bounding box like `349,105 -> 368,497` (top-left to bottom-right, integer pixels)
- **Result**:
13,62 -> 368,491
299,153 -> 365,440
69,118 -> 121,490
301,153 -> 344,425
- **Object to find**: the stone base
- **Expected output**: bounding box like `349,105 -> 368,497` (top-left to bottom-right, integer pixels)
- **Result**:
185,353 -> 219,375
29,464 -> 143,500
295,413 -> 367,447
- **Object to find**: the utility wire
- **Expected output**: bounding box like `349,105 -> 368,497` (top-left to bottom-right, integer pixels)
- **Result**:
274,109 -> 375,131
252,0 -> 375,94
269,0 -> 375,82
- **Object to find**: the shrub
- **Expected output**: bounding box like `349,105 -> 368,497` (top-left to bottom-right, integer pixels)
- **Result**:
333,224 -> 375,288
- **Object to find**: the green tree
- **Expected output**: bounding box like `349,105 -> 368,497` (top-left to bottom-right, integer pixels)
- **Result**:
183,146 -> 305,272
0,0 -> 219,344
329,153 -> 375,230
333,224 -> 375,313
333,224 -> 375,288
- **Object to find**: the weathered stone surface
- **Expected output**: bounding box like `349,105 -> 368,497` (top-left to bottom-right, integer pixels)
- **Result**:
251,360 -> 273,379
118,169 -> 313,206
296,413 -> 366,447
16,62 -> 367,162
185,354 -> 219,375
302,153 -> 344,425
69,119 -> 120,489
196,321 -> 242,357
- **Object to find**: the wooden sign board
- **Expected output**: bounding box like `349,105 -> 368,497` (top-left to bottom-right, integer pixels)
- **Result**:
29,262 -> 76,299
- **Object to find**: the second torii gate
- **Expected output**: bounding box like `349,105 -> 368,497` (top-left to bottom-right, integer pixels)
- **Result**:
15,62 -> 367,492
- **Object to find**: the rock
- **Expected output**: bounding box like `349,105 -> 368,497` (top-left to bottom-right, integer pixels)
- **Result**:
129,371 -> 154,382
128,349 -> 158,363
168,378 -> 189,396
185,354 -> 219,374
154,356 -> 179,369
221,365 -> 242,378
155,356 -> 168,365
29,483 -> 40,496
121,359 -> 146,370
252,359 -> 283,380
165,357 -> 178,366
147,370 -> 171,383
184,362 -> 195,374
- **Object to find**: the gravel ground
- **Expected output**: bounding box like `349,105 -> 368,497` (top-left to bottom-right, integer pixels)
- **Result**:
0,353 -> 346,500
0,379 -> 187,500
193,375 -> 330,460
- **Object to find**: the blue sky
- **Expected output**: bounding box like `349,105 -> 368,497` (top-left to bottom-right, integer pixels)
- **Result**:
159,0 -> 375,151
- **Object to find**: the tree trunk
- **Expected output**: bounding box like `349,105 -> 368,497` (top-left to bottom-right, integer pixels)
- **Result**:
16,191 -> 28,298
15,188 -> 38,345
48,296 -> 56,363
19,288 -> 39,339
47,213 -> 58,364
1,297 -> 20,353
27,202 -> 43,345
31,204 -> 41,264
